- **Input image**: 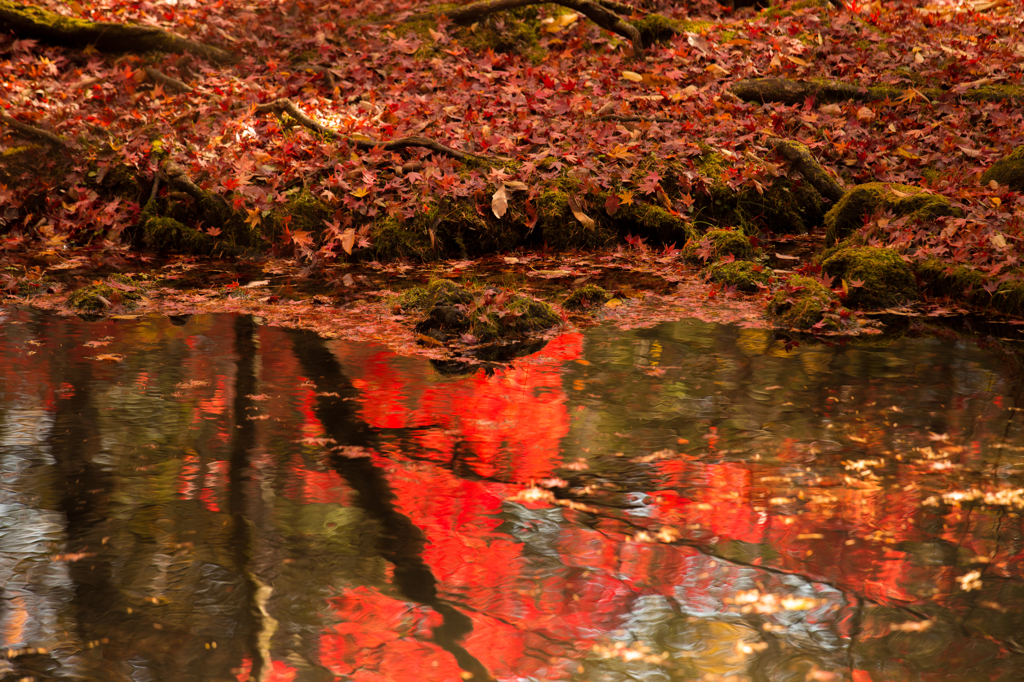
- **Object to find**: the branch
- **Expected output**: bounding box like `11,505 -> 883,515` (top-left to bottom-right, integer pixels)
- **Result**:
254,98 -> 489,164
0,0 -> 235,63
422,0 -> 644,55
0,112 -> 67,148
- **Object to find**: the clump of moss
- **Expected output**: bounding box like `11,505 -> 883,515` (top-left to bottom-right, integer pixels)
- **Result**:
821,246 -> 917,308
684,228 -> 757,262
286,190 -> 332,238
141,214 -> 218,254
980,145 -> 1024,192
704,260 -> 772,292
398,279 -> 559,344
824,183 -> 960,245
563,285 -> 612,311
67,275 -> 144,313
916,260 -> 1024,316
618,202 -> 697,246
536,188 -> 616,250
397,279 -> 474,311
768,275 -> 848,330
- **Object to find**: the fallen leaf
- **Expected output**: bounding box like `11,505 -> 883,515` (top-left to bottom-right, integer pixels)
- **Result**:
341,227 -> 356,254
567,194 -> 595,230
491,184 -> 508,219
621,70 -> 644,82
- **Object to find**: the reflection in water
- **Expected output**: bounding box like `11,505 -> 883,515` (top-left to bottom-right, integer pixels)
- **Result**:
0,308 -> 1023,681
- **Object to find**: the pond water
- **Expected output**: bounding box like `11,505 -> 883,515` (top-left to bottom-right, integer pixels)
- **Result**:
1,308 -> 1024,682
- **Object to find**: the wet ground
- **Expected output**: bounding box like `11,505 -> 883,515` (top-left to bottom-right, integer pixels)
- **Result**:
1,307 -> 1024,681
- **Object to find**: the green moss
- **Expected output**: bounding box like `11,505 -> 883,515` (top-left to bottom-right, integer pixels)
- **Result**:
370,215 -> 434,261
505,296 -> 560,332
683,228 -> 757,262
537,188 -> 615,250
703,260 -> 772,292
980,145 -> 1024,192
768,275 -> 847,330
758,0 -> 830,20
141,214 -> 217,254
961,84 -> 1024,105
396,278 -> 474,311
563,285 -> 611,311
821,246 -> 917,308
824,183 -> 960,245
286,190 -> 332,239
916,260 -> 1024,316
67,277 -> 143,312
619,202 -> 697,245
400,279 -> 559,343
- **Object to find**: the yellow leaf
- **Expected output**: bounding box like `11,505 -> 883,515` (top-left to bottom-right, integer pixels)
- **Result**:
245,208 -> 261,229
607,145 -> 634,160
351,186 -> 370,198
543,12 -> 578,33
617,191 -> 634,206
990,232 -> 1007,248
605,298 -> 623,308
621,70 -> 644,82
787,54 -> 810,66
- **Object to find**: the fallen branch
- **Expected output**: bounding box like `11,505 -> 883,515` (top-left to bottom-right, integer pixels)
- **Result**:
144,66 -> 193,93
0,0 -> 235,63
0,112 -> 67,148
770,138 -> 844,204
421,0 -> 644,56
254,98 -> 489,164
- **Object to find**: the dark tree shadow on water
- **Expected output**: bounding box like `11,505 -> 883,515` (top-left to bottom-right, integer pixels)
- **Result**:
288,329 -> 494,682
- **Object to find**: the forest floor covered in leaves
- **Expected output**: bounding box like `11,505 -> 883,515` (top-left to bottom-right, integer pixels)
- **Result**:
1,0 -> 1023,354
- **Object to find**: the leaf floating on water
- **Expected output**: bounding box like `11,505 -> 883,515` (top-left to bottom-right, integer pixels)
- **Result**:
91,354 -> 126,362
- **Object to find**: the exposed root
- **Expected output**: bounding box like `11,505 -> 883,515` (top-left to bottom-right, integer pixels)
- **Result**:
0,112 -> 67,148
254,98 -> 489,164
732,77 -> 1023,106
143,66 -> 193,93
422,0 -> 644,56
0,0 -> 235,63
770,137 -> 844,204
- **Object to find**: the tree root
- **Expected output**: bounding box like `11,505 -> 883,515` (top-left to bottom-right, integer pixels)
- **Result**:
0,0 -> 234,63
0,112 -> 67,148
769,137 -> 844,204
732,77 -> 1023,106
254,98 -> 489,164
424,0 -> 644,56
143,66 -> 193,93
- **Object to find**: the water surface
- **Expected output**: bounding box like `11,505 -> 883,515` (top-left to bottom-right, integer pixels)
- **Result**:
1,308 -> 1023,681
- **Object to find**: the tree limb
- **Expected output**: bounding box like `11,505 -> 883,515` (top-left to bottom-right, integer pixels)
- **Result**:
254,98 -> 489,164
144,66 -> 193,93
0,0 -> 235,63
0,112 -> 67,148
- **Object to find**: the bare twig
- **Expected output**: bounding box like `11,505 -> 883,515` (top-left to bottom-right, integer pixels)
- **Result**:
0,112 -> 67,148
144,66 -> 193,93
254,98 -> 489,164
